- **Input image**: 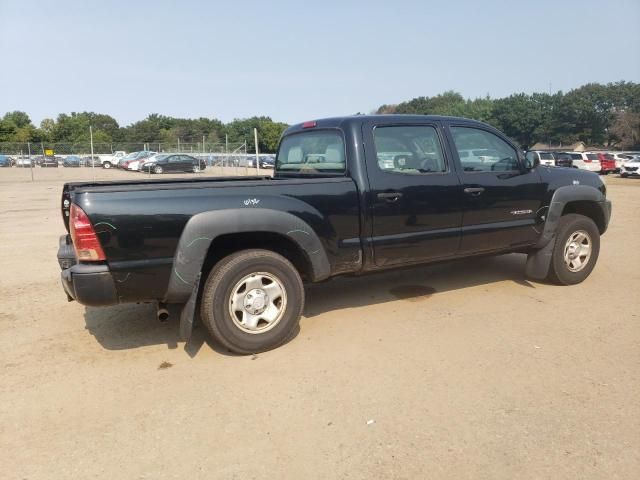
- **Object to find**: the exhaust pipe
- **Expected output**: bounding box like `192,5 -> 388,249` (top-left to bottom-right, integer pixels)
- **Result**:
157,304 -> 170,322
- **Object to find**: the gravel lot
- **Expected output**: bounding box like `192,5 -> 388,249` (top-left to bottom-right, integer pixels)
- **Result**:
1,168 -> 639,479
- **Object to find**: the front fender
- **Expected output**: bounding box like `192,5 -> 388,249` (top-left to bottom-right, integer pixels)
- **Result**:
164,208 -> 331,303
536,185 -> 610,248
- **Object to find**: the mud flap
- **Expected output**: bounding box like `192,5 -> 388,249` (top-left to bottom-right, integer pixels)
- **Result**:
179,272 -> 201,342
525,236 -> 557,280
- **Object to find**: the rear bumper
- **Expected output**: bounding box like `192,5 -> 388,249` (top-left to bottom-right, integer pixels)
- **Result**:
58,235 -> 118,306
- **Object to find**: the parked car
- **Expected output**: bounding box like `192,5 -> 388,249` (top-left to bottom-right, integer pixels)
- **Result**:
83,155 -> 102,167
260,156 -> 275,169
609,152 -> 633,172
525,150 -> 556,166
119,151 -> 157,169
0,154 -> 11,167
57,114 -> 611,354
591,152 -> 616,174
555,152 -> 600,173
620,157 -> 640,178
555,152 -> 575,168
125,153 -> 161,171
15,157 -> 34,167
98,151 -> 127,169
137,153 -> 168,172
41,156 -> 59,167
63,155 -> 82,167
140,154 -> 205,174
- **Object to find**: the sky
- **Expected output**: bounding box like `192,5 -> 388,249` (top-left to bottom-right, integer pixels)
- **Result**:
1,0 -> 639,127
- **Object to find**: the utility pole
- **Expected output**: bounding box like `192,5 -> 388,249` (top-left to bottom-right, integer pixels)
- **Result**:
90,126 -> 95,181
177,137 -> 180,153
28,142 -> 33,181
254,128 -> 260,174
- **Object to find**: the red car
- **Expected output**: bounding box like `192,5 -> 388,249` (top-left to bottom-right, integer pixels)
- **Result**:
596,153 -> 616,174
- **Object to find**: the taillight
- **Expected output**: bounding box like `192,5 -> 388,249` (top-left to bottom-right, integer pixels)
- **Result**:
69,204 -> 106,261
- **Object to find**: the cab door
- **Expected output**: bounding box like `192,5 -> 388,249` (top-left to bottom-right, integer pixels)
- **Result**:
363,120 -> 464,267
445,124 -> 546,254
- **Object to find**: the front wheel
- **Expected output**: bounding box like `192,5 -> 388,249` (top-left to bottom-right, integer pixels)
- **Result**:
200,249 -> 304,354
192,165 -> 200,173
546,214 -> 600,285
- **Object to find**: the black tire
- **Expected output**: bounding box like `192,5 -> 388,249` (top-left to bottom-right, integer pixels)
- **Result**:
546,214 -> 600,285
154,165 -> 163,174
200,249 -> 304,354
620,173 -> 628,178
192,165 -> 200,173
103,161 -> 111,169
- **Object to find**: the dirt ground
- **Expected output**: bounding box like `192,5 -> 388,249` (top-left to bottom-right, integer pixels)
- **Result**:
1,168 -> 639,479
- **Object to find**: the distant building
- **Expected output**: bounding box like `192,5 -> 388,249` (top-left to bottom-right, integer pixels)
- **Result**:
529,141 -> 586,152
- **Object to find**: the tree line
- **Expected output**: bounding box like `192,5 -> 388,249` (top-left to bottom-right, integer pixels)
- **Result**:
377,81 -> 640,149
0,112 -> 289,153
1,81 -> 639,153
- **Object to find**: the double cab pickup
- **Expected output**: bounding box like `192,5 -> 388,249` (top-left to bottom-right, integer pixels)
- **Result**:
58,115 -> 612,353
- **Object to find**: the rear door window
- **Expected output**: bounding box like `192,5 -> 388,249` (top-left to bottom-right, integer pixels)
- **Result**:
373,125 -> 446,174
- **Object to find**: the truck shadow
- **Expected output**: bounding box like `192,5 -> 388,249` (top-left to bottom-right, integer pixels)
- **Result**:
83,253 -> 535,355
303,253 -> 534,318
83,303 -> 223,356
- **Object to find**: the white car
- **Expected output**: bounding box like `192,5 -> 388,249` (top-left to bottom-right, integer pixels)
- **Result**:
620,157 -> 640,178
609,152 -> 633,172
525,150 -> 556,166
15,157 -> 33,167
558,152 -> 601,173
98,151 -> 127,169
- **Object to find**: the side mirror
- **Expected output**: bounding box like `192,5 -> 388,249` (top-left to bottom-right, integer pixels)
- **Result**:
523,152 -> 539,169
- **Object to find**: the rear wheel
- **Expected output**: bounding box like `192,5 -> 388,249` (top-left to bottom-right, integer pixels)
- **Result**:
546,214 -> 600,285
103,161 -> 111,169
200,249 -> 304,354
153,165 -> 163,174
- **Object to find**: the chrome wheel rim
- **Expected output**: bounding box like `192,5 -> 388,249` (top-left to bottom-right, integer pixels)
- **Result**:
154,166 -> 162,173
229,272 -> 287,334
563,230 -> 592,272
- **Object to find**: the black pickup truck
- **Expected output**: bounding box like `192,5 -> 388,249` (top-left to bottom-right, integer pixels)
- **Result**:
58,115 -> 611,353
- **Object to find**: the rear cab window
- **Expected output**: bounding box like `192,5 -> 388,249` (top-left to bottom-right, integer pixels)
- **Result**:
276,130 -> 346,174
539,152 -> 554,160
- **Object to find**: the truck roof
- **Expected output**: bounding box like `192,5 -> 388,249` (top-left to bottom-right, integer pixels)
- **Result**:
284,114 -> 491,135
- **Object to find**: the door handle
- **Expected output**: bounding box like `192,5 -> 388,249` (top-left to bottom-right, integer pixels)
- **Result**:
464,187 -> 485,196
377,192 -> 403,202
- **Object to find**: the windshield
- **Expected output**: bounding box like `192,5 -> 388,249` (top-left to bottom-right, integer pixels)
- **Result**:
276,130 -> 345,174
